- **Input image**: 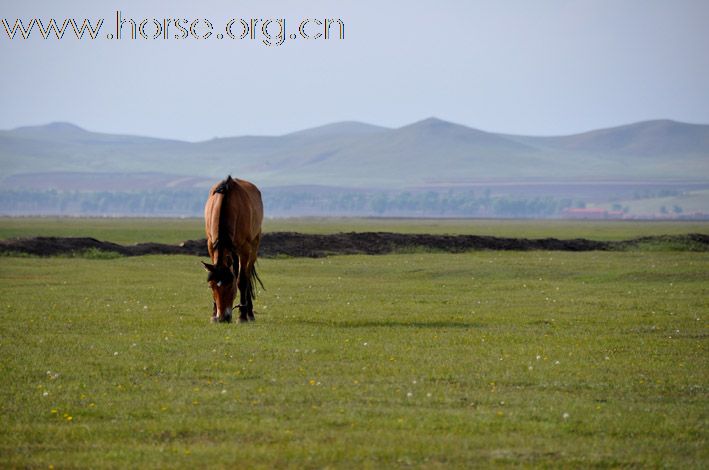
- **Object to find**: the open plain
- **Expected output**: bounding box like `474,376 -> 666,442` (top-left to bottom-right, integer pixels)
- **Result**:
1,218 -> 707,467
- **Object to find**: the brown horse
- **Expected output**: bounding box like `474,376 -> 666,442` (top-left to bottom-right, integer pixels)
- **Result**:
202,176 -> 263,323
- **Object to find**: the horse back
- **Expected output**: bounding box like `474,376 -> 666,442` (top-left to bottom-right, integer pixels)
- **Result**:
204,177 -> 263,262
232,178 -> 263,239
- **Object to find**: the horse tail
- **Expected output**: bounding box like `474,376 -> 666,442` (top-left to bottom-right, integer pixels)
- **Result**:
214,177 -> 229,195
252,263 -> 265,291
244,262 -> 264,301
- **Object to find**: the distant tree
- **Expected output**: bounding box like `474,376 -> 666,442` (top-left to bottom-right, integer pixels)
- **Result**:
371,194 -> 389,214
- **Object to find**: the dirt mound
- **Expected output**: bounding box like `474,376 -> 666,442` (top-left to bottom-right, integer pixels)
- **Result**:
1,232 -> 707,258
261,232 -> 612,257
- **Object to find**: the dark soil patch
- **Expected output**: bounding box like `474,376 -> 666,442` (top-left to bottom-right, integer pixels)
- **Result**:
261,232 -> 614,257
1,232 -> 707,258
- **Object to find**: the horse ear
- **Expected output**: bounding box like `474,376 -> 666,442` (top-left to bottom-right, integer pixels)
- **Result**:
201,261 -> 215,272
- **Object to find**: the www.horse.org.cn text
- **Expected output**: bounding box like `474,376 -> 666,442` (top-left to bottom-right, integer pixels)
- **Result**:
1,11 -> 345,46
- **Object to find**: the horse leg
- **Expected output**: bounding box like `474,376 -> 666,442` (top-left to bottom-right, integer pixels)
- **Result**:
237,259 -> 250,323
244,255 -> 256,322
241,266 -> 256,321
246,242 -> 259,322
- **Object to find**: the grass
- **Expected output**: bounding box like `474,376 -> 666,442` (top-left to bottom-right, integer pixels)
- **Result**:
1,248 -> 707,467
0,217 -> 204,245
1,216 -> 708,244
263,217 -> 709,241
0,248 -> 122,260
622,236 -> 709,252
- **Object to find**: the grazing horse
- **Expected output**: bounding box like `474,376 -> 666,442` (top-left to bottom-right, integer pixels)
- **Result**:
202,176 -> 263,323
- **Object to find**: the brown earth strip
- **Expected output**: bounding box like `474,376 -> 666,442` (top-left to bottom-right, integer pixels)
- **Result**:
1,232 -> 708,257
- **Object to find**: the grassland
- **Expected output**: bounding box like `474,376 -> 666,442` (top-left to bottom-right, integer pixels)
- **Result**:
1,216 -> 709,244
1,218 -> 708,467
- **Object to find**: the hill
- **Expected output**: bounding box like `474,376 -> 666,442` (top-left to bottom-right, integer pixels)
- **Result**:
1,118 -> 708,190
515,120 -> 709,157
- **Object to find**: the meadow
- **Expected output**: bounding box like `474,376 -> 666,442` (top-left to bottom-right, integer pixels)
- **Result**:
0,218 -> 707,467
1,216 -> 709,243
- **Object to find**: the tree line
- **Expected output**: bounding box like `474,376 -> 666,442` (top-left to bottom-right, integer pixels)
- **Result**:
0,189 -> 586,218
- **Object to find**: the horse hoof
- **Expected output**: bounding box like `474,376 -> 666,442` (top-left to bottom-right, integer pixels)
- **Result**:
238,316 -> 249,324
210,316 -> 219,323
223,314 -> 232,323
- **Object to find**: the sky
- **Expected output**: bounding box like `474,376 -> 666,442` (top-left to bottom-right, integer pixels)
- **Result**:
1,0 -> 708,141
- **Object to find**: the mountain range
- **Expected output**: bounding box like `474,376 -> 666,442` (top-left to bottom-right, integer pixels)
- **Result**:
1,118 -> 708,191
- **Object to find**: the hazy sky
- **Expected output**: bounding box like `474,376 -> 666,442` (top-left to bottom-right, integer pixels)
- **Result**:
1,0 -> 708,141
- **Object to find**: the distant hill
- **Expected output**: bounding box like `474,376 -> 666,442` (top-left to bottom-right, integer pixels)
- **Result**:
509,119 -> 709,157
1,118 -> 708,190
285,121 -> 388,139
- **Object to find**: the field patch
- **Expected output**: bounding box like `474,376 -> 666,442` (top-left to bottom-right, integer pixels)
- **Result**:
1,251 -> 707,467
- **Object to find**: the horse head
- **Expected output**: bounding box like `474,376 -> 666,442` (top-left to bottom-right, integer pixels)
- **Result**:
202,261 -> 237,323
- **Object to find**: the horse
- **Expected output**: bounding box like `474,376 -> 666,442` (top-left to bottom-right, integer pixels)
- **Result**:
202,175 -> 263,323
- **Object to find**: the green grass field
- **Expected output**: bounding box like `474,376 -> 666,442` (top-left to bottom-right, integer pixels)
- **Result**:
1,218 -> 708,467
1,217 -> 709,243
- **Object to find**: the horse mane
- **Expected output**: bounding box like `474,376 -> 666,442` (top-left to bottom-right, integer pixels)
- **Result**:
212,175 -> 235,267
